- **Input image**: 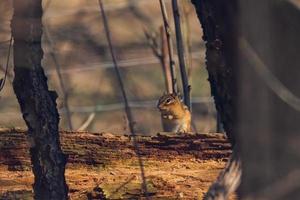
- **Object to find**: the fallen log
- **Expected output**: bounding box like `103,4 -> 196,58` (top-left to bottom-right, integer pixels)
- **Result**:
0,128 -> 232,199
0,128 -> 231,169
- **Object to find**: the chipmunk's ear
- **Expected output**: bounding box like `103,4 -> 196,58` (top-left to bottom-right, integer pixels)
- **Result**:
179,94 -> 185,102
176,92 -> 182,99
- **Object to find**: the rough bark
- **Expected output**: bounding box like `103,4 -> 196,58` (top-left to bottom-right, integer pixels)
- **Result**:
191,1 -> 240,199
11,0 -> 68,199
191,0 -> 238,145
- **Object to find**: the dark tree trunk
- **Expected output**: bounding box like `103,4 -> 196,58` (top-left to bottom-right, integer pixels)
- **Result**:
191,0 -> 238,145
192,0 -> 300,199
11,0 -> 68,199
191,1 -> 240,199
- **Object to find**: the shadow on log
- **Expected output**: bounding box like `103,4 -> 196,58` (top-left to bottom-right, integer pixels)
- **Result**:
0,129 -> 231,167
0,129 -> 234,199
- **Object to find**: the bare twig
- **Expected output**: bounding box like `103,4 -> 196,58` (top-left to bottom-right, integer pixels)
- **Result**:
171,0 -> 190,109
0,65 -> 13,84
181,1 -> 197,131
144,29 -> 161,59
159,0 -> 177,94
181,1 -> 193,79
43,25 -> 73,130
77,112 -> 96,131
0,36 -> 12,92
98,0 -> 149,198
144,27 -> 172,93
160,26 -> 173,93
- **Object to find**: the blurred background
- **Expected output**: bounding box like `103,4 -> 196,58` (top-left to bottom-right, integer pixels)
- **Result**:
0,0 -> 217,134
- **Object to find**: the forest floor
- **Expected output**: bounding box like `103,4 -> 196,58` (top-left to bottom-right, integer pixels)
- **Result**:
0,129 -> 235,199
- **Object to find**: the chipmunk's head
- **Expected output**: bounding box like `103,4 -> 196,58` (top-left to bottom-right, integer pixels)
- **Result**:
157,93 -> 181,111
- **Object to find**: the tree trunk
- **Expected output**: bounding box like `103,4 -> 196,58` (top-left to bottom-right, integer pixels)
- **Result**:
192,0 -> 300,199
191,1 -> 240,199
191,0 -> 238,145
11,0 -> 68,199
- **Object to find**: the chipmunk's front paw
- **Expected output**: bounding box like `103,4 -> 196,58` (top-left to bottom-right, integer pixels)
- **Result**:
157,132 -> 179,137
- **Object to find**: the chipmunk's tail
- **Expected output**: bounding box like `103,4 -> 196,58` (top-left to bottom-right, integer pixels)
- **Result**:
204,150 -> 241,200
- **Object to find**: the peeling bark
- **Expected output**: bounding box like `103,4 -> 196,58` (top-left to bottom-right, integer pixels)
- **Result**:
11,0 -> 68,199
204,150 -> 241,200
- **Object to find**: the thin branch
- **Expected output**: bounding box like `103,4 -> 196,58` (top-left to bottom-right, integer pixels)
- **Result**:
0,65 -> 13,84
0,36 -> 12,92
144,27 -> 172,93
98,0 -> 149,198
144,29 -> 162,59
159,0 -> 177,94
171,0 -> 191,109
160,26 -> 173,94
43,25 -> 73,130
181,1 -> 193,79
180,1 -> 198,132
77,112 -> 96,131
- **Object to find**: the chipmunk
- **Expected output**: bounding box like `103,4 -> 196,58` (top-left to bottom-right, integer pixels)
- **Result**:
157,93 -> 191,133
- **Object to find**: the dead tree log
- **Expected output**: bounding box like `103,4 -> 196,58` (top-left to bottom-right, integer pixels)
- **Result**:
0,129 -> 232,199
11,0 -> 68,199
0,129 -> 232,168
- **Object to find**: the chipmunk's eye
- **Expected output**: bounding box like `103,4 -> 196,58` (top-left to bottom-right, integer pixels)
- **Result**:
166,98 -> 172,104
